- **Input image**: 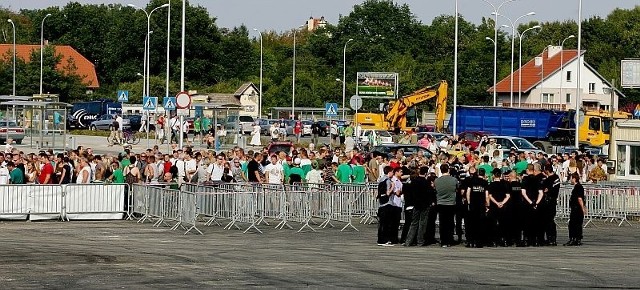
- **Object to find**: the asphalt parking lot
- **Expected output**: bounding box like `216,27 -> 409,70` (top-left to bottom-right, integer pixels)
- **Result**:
0,220 -> 638,289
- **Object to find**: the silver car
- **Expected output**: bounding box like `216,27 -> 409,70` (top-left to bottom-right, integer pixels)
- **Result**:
89,114 -> 130,131
0,120 -> 25,144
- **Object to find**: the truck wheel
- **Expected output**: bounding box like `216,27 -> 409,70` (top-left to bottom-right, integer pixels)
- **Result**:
533,141 -> 552,153
15,139 -> 22,145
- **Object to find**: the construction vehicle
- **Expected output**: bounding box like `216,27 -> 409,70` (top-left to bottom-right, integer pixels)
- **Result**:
355,80 -> 448,132
450,106 -> 630,153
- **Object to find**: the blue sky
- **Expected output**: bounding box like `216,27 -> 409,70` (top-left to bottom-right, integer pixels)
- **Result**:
3,0 -> 638,34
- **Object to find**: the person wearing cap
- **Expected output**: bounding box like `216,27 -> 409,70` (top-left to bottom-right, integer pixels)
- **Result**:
288,157 -> 305,184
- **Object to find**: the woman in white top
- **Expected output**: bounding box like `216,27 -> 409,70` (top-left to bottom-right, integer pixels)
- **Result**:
249,122 -> 261,146
76,159 -> 92,184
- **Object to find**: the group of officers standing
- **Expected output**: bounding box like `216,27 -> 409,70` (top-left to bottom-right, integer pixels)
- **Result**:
377,160 -> 587,248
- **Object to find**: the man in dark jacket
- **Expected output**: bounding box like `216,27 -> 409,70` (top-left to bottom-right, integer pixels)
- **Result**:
404,167 -> 436,246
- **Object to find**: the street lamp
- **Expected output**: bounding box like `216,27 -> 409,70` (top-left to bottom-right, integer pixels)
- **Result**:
493,11 -> 535,107
453,0 -> 459,136
342,38 -> 353,120
485,36 -> 495,44
559,35 -> 575,109
575,0 -> 583,148
7,19 -> 15,96
518,25 -> 542,107
40,13 -> 52,96
253,28 -> 263,118
291,26 -> 304,119
483,0 -> 515,107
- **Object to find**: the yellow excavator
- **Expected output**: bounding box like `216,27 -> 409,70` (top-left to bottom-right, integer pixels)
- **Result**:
355,80 -> 448,132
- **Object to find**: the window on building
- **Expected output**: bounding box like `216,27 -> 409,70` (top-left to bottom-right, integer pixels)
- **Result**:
566,93 -> 571,103
542,93 -> 555,103
566,71 -> 572,82
588,83 -> 596,94
616,144 -> 640,177
617,145 -> 626,176
631,146 -> 640,176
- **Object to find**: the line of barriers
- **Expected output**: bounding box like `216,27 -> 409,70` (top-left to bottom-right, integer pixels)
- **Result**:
0,184 -> 128,221
557,182 -> 640,227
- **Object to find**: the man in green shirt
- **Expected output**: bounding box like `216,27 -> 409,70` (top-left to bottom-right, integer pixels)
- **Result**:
514,153 -> 529,176
289,158 -> 306,184
336,156 -> 353,183
352,157 -> 366,184
193,117 -> 202,143
109,162 -> 125,184
7,162 -> 24,184
478,156 -> 494,182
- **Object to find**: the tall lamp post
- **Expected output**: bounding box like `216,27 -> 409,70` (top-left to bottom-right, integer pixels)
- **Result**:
493,11 -> 535,107
575,0 -> 583,148
453,0 -> 459,136
518,25 -> 542,107
559,35 -> 575,108
292,30 -> 297,119
7,19 -> 15,96
40,13 -> 52,96
253,28 -> 263,118
342,38 -> 353,120
483,0 -> 515,107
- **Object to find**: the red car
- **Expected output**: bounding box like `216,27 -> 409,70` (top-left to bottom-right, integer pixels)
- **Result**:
458,131 -> 492,151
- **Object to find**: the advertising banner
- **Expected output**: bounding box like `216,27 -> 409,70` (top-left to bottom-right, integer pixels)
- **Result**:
356,72 -> 398,99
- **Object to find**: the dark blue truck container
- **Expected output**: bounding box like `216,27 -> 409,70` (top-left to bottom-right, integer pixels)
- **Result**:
449,106 -> 577,148
70,100 -> 122,128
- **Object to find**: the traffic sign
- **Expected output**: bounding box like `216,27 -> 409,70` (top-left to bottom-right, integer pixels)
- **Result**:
634,109 -> 640,118
325,103 -> 338,117
163,97 -> 177,111
176,91 -> 191,109
142,96 -> 158,111
350,95 -> 363,110
117,90 -> 129,102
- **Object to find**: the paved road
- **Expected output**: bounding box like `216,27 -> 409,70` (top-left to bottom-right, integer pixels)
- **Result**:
0,220 -> 638,288
14,133 -> 335,155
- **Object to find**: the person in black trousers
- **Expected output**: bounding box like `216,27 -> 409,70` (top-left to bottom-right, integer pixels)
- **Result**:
565,172 -> 587,246
521,164 -> 544,246
399,177 -> 415,244
466,168 -> 489,248
488,168 -> 511,247
376,166 -> 395,246
404,168 -> 436,246
542,164 -> 561,246
507,171 -> 524,246
434,163 -> 458,247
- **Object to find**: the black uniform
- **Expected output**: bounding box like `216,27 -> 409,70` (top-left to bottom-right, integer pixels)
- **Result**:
400,181 -> 415,244
404,176 -> 434,246
521,174 -> 544,245
542,173 -> 561,244
488,179 -> 511,246
508,180 -> 524,245
569,182 -> 585,242
466,176 -> 488,247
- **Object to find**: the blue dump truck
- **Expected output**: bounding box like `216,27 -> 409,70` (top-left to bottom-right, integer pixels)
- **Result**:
449,106 -> 630,152
70,100 -> 122,129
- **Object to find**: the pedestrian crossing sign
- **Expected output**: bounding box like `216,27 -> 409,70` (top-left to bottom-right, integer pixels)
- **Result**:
142,96 -> 157,111
163,97 -> 177,111
117,90 -> 129,102
326,103 -> 338,117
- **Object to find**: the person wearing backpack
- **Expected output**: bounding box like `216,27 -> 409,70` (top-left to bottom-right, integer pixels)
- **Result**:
377,166 -> 394,246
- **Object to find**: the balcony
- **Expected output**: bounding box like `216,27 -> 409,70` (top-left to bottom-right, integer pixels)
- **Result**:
502,102 -> 567,111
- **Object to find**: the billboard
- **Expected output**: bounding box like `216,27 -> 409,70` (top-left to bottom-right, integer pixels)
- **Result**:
356,72 -> 398,99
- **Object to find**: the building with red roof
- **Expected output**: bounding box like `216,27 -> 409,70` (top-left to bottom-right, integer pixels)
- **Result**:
0,44 -> 99,91
489,46 -> 623,112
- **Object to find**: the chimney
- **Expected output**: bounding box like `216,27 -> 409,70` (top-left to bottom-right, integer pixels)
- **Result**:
534,56 -> 543,67
547,45 -> 562,58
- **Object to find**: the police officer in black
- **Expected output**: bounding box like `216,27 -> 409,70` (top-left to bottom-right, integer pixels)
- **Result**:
521,164 -> 544,246
507,170 -> 524,246
542,164 -> 561,246
465,167 -> 489,248
488,168 -> 511,247
565,172 -> 586,246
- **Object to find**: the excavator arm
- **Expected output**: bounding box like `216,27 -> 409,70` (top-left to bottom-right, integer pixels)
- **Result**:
385,80 -> 448,131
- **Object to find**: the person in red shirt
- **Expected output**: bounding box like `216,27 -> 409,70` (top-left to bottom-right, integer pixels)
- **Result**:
294,120 -> 302,144
38,153 -> 54,184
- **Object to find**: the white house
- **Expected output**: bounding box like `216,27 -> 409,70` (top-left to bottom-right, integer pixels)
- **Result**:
490,46 -> 624,112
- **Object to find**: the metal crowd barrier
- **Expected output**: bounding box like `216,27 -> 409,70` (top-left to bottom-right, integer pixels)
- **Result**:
557,184 -> 637,228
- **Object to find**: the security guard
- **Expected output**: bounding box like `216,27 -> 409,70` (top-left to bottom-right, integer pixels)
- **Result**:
565,172 -> 587,246
542,164 -> 561,246
507,170 -> 524,246
521,164 -> 544,246
488,168 -> 511,247
465,168 -> 489,248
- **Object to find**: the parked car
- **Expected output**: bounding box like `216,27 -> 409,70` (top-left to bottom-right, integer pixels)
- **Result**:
316,120 -> 330,136
458,131 -> 493,151
359,129 -> 393,146
372,144 -> 433,159
267,141 -> 294,155
124,115 -> 156,132
258,119 -> 278,135
225,115 -> 255,134
285,120 -> 312,136
0,120 -> 24,144
477,136 -> 544,155
89,114 -> 131,131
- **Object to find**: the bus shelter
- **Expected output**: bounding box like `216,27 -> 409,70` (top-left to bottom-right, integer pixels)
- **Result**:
0,100 -> 72,151
193,103 -> 243,146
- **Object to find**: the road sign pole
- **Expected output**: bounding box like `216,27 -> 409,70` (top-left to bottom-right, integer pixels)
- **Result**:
179,115 -> 184,149
146,112 -> 150,149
